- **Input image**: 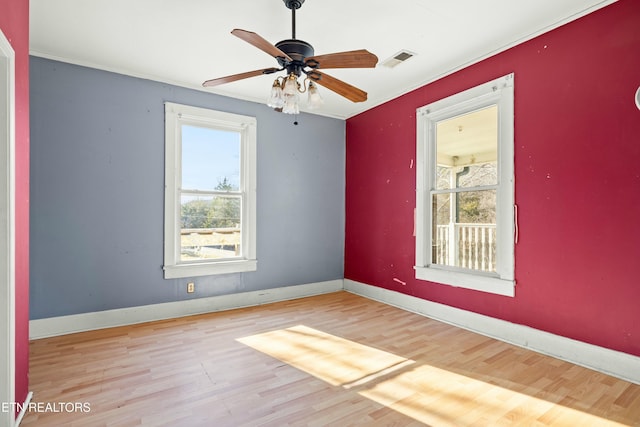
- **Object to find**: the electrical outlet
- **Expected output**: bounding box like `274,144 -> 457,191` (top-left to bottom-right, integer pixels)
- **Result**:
187,282 -> 195,293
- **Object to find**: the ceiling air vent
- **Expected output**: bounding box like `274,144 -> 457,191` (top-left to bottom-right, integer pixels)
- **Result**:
382,50 -> 416,68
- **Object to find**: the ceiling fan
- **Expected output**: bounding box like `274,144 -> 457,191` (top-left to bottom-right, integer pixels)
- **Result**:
202,0 -> 378,114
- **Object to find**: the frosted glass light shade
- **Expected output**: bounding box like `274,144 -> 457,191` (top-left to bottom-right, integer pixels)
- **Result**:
283,78 -> 298,96
282,93 -> 300,114
267,84 -> 284,109
307,82 -> 324,109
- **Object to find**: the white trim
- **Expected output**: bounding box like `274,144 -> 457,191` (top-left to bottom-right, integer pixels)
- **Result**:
344,279 -> 640,385
28,277 -> 640,386
163,102 -> 257,279
29,280 -> 343,339
414,267 -> 514,297
415,73 -> 515,296
0,28 -> 16,427
163,259 -> 257,279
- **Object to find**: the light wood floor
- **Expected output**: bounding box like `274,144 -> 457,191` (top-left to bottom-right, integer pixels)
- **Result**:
22,291 -> 640,426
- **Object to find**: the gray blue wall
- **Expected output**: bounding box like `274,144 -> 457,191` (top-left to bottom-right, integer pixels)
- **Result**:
29,57 -> 345,319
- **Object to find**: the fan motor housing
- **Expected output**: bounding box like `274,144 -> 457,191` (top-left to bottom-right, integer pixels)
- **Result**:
275,39 -> 314,75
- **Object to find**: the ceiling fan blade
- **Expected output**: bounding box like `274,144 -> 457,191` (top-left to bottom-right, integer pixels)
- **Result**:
305,49 -> 378,69
308,71 -> 368,103
203,67 -> 281,87
231,29 -> 292,61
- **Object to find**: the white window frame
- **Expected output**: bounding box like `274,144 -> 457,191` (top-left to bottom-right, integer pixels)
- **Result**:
415,74 -> 515,297
164,102 -> 257,279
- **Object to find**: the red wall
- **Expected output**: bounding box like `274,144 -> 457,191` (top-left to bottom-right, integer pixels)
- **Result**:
0,0 -> 30,407
346,0 -> 640,356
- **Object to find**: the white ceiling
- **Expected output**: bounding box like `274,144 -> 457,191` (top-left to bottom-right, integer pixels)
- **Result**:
29,0 -> 616,119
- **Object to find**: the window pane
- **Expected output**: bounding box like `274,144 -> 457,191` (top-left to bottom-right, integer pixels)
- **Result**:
180,194 -> 241,261
432,193 -> 452,266
456,163 -> 497,188
435,106 -> 498,190
432,190 -> 496,272
182,125 -> 240,191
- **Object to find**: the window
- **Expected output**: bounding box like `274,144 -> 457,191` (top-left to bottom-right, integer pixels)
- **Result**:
164,102 -> 257,279
415,74 -> 515,296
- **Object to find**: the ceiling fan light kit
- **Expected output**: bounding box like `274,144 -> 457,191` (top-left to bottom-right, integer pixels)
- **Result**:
202,0 -> 377,115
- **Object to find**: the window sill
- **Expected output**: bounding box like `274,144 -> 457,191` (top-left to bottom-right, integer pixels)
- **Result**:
414,266 -> 514,297
164,259 -> 257,279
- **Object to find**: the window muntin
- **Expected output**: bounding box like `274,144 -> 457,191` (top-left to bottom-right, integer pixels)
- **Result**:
164,103 -> 257,279
415,74 -> 514,296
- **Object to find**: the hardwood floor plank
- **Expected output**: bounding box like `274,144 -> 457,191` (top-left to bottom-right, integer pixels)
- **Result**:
22,292 -> 640,426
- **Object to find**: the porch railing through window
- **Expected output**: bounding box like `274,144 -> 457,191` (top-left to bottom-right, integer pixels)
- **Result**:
435,224 -> 496,272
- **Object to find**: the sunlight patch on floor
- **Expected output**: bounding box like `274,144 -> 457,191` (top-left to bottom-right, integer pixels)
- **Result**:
237,324 -> 414,387
358,364 -> 627,426
238,325 -> 627,426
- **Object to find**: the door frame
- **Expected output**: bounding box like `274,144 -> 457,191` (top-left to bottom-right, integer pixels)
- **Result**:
0,27 -> 16,427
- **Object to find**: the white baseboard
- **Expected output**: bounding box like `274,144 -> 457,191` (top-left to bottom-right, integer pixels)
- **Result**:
29,277 -> 640,385
344,279 -> 640,385
29,280 -> 343,339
